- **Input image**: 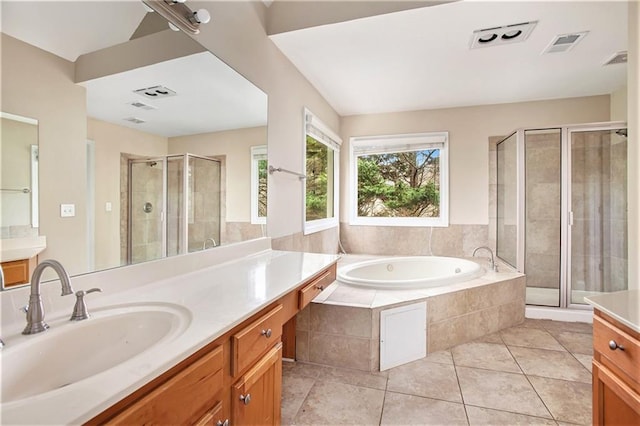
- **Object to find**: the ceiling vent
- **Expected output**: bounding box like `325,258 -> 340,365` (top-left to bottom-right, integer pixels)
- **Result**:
543,31 -> 588,54
128,101 -> 157,110
133,85 -> 177,100
470,21 -> 537,49
123,117 -> 146,124
603,51 -> 628,66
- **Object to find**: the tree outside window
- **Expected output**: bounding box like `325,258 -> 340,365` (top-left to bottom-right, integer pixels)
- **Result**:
305,135 -> 334,221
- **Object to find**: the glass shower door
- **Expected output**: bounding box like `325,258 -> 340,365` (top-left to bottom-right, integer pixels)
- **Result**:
187,155 -> 221,253
129,159 -> 165,264
569,128 -> 628,304
496,132 -> 518,268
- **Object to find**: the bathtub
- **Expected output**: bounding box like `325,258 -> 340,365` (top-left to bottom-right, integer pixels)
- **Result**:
337,256 -> 484,289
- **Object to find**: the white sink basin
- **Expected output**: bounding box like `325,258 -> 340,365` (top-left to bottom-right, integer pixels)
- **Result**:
1,303 -> 191,404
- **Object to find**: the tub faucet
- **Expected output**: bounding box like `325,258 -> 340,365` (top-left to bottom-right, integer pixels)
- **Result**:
23,259 -> 74,335
203,237 -> 217,250
472,246 -> 498,272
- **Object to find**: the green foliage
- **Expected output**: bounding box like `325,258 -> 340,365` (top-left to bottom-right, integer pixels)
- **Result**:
257,159 -> 267,217
357,150 -> 440,218
306,136 -> 332,221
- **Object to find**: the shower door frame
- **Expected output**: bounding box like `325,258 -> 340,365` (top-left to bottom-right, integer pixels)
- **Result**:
127,157 -> 168,264
497,121 -> 627,310
563,122 -> 628,309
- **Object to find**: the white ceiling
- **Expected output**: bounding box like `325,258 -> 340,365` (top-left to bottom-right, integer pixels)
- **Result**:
270,1 -> 628,116
82,51 -> 268,137
1,1 -> 147,62
2,1 -> 268,137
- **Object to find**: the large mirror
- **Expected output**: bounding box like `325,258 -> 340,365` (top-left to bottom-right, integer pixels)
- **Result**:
0,1 -> 268,285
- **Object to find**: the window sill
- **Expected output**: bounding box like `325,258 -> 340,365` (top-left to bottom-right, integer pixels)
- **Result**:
304,218 -> 339,235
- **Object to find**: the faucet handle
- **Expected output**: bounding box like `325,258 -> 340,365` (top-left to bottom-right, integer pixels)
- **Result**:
70,288 -> 102,321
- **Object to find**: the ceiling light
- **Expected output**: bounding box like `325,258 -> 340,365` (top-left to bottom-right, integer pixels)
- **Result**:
542,31 -> 588,54
141,0 -> 211,35
603,51 -> 627,66
470,22 -> 537,49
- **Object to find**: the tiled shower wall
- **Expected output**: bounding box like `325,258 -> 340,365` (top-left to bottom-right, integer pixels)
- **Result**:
339,223 -> 489,258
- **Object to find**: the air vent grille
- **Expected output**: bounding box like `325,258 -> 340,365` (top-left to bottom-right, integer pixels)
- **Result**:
123,117 -> 146,124
128,101 -> 157,110
603,51 -> 628,66
133,85 -> 177,100
543,32 -> 588,54
470,21 -> 537,49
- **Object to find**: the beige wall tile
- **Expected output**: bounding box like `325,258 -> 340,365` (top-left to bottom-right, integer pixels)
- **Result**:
310,304 -> 372,338
308,332 -> 372,371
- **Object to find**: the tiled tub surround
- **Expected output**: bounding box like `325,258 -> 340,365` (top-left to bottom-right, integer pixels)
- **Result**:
295,255 -> 525,372
0,238 -> 339,424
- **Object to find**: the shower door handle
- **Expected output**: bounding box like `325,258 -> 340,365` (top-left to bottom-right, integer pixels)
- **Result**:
568,211 -> 574,226
160,210 -> 165,222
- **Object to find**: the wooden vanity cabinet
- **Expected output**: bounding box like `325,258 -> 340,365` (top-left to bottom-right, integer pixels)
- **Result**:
1,258 -> 35,287
87,262 -> 337,426
592,310 -> 640,425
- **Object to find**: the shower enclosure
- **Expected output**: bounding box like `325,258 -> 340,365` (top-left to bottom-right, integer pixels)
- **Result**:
127,153 -> 221,265
496,122 -> 628,309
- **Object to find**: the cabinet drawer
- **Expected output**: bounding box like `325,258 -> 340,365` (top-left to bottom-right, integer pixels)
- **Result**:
195,400 -> 228,426
1,259 -> 30,286
594,316 -> 640,384
110,345 -> 224,424
232,305 -> 283,377
298,266 -> 336,310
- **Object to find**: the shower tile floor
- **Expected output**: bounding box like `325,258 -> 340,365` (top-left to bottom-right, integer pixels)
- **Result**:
282,319 -> 593,425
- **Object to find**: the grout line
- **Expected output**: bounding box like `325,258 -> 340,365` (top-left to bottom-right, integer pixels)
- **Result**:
451,355 -> 471,425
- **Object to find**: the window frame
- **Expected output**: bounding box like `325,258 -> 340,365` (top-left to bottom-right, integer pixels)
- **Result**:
349,132 -> 449,227
303,109 -> 341,235
250,145 -> 267,225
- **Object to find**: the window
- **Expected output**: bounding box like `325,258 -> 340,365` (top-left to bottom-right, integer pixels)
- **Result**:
250,145 -> 267,224
350,132 -> 448,227
304,109 -> 341,234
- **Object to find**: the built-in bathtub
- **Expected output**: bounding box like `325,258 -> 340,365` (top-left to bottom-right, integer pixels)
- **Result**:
295,254 -> 526,372
337,256 -> 484,289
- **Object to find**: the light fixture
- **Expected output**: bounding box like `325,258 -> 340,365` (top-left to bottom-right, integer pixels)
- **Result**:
470,22 -> 537,49
141,0 -> 211,35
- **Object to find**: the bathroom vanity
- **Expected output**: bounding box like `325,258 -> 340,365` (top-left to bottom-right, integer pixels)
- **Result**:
586,291 -> 640,425
0,239 -> 338,425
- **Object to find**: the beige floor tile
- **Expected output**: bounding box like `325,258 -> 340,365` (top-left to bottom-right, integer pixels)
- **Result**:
452,342 -> 521,373
281,375 -> 315,425
294,380 -> 385,425
509,346 -> 591,383
466,405 -> 557,425
387,358 -> 462,403
500,327 -> 565,351
529,376 -> 592,425
554,331 -> 593,355
541,320 -> 593,335
315,365 -> 388,390
456,366 -> 552,418
424,349 -> 454,365
282,360 -> 327,379
472,332 -> 504,344
518,318 -> 548,330
381,392 -> 468,425
573,353 -> 593,373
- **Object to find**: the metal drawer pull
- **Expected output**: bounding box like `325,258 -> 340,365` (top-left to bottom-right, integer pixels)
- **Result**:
216,419 -> 229,426
239,393 -> 251,405
608,340 -> 625,351
261,328 -> 272,338
314,285 -> 325,291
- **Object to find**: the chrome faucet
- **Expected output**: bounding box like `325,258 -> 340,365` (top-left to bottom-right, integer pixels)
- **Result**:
202,237 -> 217,250
70,288 -> 102,321
23,259 -> 74,335
472,246 -> 498,272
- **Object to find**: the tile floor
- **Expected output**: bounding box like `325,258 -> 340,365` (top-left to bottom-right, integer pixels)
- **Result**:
282,318 -> 593,425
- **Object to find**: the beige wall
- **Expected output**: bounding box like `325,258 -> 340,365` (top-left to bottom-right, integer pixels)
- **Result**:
87,118 -> 168,271
628,0 -> 639,290
1,34 -> 88,274
168,126 -> 267,222
340,95 -> 611,226
611,86 -> 628,121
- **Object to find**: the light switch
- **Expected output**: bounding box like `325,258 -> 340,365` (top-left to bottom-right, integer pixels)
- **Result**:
60,204 -> 75,217
105,202 -> 112,212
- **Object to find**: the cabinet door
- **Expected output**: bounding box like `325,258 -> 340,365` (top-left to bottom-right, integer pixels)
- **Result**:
593,360 -> 640,425
232,343 -> 282,426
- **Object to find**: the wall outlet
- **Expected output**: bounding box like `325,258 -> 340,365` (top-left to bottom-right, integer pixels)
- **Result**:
60,204 -> 75,217
105,202 -> 112,212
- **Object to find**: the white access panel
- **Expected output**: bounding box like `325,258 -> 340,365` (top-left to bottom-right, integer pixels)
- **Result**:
380,301 -> 427,371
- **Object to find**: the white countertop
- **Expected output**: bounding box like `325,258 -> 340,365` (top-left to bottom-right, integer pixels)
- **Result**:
0,236 -> 46,262
0,247 -> 339,425
585,290 -> 640,333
